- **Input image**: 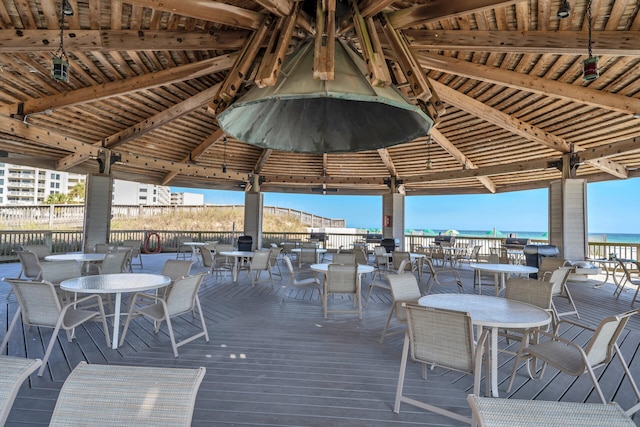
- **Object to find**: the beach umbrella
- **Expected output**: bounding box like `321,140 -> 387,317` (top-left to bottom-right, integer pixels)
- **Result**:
486,228 -> 503,237
423,229 -> 436,235
444,229 -> 459,236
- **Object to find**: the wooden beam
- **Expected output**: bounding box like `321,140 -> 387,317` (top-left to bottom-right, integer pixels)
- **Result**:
358,0 -> 396,18
314,0 -> 336,80
351,0 -> 391,87
253,0 -> 292,17
254,149 -> 273,174
376,148 -> 397,176
58,83 -> 223,170
255,2 -> 300,88
430,127 -> 497,193
0,29 -> 249,52
162,128 -> 225,185
584,158 -> 628,179
430,80 -> 572,153
0,115 -> 249,181
404,30 -> 640,56
210,17 -> 271,114
0,54 -> 235,116
386,0 -> 526,30
416,52 -> 640,117
128,0 -> 264,30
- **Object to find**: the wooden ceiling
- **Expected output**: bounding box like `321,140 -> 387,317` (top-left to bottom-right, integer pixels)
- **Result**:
0,0 -> 639,196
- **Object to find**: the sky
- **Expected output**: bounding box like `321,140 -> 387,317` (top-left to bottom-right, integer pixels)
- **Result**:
172,176 -> 640,234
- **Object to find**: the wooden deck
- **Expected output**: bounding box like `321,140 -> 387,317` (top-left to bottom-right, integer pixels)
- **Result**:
2,253 -> 639,426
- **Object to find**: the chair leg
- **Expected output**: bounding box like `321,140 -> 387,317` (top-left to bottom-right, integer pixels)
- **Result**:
379,304 -> 396,344
195,295 -> 209,343
0,308 -> 21,354
393,333 -> 410,413
39,321 -> 65,376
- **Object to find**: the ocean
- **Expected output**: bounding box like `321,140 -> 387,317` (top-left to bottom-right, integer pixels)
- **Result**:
363,229 -> 640,244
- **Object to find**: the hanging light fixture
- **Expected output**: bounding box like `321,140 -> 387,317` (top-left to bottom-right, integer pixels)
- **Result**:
582,0 -> 599,82
222,136 -> 228,173
52,0 -> 73,82
557,0 -> 571,18
425,136 -> 433,170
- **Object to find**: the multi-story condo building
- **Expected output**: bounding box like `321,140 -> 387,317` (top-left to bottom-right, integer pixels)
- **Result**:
0,163 -> 176,206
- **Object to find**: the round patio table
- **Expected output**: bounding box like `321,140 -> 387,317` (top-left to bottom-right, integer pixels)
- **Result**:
419,294 -> 551,397
219,251 -> 255,282
61,273 -> 171,349
45,253 -> 107,274
469,263 -> 538,296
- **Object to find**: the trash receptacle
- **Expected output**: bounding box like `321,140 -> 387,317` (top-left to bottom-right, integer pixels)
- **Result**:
380,238 -> 396,253
524,244 -> 559,278
237,235 -> 253,251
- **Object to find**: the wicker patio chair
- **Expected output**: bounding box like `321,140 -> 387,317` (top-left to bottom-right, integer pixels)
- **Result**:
394,303 -> 489,423
467,396 -> 635,427
506,309 -> 640,410
379,272 -> 422,344
0,278 -> 110,376
614,259 -> 640,306
119,272 -> 210,357
323,263 -> 361,319
49,362 -> 206,426
249,250 -> 273,286
0,356 -> 42,425
422,257 -> 464,294
280,256 -> 322,304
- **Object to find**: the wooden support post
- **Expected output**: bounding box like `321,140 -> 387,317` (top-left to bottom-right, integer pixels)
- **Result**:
209,16 -> 272,115
314,0 -> 336,80
255,2 -> 301,88
351,0 -> 391,87
380,13 -> 445,122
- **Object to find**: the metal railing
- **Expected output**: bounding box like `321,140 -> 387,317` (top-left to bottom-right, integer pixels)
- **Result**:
1,229 -> 638,265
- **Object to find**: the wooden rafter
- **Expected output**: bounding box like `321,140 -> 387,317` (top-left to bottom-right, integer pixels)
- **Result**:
57,83 -> 223,170
386,0 -> 526,30
430,128 -> 497,193
314,0 -> 336,80
254,149 -> 273,175
415,52 -> 640,116
128,0 -> 265,30
162,128 -> 225,185
255,2 -> 301,88
404,30 -> 640,56
0,54 -> 235,116
376,148 -> 397,176
351,0 -> 391,87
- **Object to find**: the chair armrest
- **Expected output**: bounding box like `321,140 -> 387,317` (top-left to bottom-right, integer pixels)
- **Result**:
553,318 -> 596,333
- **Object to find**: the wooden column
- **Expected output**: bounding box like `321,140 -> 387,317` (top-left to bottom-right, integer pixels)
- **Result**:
82,173 -> 113,253
382,192 -> 405,251
548,179 -> 588,261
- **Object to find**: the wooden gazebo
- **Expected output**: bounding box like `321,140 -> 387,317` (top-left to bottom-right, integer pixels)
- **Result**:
0,0 -> 638,197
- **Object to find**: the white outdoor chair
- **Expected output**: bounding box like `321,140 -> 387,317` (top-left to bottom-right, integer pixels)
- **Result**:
15,250 -> 42,280
614,259 -> 640,306
298,247 -> 318,268
507,308 -> 640,411
268,246 -> 282,278
0,278 -> 110,376
19,244 -> 51,261
544,266 -> 579,320
332,252 -> 356,264
87,249 -> 130,275
249,250 -> 273,286
119,272 -> 210,357
394,303 -> 489,423
121,239 -> 143,269
379,272 -> 422,343
39,259 -> 82,303
422,257 -> 464,294
280,255 -> 321,303
323,263 -> 361,319
0,356 -> 42,425
49,362 -> 206,426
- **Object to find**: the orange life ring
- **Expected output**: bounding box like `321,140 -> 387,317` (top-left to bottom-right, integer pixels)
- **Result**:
142,231 -> 162,254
